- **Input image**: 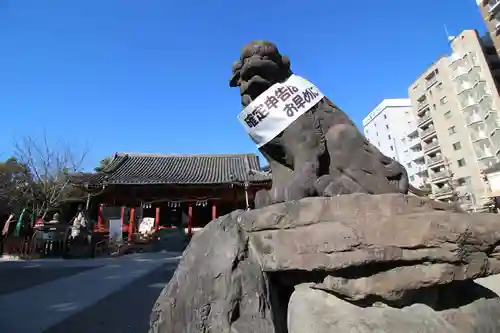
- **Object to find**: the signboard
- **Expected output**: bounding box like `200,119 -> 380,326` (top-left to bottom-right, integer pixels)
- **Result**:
237,75 -> 324,147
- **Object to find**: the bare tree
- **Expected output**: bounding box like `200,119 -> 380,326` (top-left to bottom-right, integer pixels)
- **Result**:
13,135 -> 88,216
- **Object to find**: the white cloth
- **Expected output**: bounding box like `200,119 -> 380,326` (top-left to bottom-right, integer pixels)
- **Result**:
237,75 -> 324,147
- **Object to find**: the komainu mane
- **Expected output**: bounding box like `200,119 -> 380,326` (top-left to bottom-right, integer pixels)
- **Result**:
230,40 -> 427,208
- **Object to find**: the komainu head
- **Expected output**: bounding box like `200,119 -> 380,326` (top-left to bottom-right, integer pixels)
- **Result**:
229,40 -> 292,106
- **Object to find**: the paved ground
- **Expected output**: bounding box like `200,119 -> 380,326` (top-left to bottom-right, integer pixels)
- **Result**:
0,253 -> 181,333
0,265 -> 98,296
43,263 -> 176,333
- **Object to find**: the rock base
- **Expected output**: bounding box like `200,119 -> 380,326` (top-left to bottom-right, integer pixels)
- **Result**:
149,194 -> 500,333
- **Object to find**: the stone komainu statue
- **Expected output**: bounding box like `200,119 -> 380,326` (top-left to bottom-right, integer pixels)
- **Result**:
230,40 -> 427,208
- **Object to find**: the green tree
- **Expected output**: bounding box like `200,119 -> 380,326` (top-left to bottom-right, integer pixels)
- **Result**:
0,157 -> 33,216
94,156 -> 112,172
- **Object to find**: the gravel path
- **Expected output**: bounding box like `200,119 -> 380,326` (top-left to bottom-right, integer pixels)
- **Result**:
42,262 -> 176,333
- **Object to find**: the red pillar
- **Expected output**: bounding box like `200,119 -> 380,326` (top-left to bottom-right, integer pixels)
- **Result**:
155,207 -> 160,231
128,207 -> 135,242
97,204 -> 104,230
212,202 -> 217,220
187,204 -> 193,236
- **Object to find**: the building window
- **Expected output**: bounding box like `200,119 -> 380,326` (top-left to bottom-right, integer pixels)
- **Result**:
376,131 -> 379,136
384,114 -> 387,119
388,134 -> 391,139
448,126 -> 456,135
390,145 -> 394,151
444,111 -> 451,119
407,162 -> 411,168
440,96 -> 448,105
457,176 -> 471,186
385,124 -> 389,129
457,158 -> 466,167
452,142 -> 462,150
433,104 -> 436,109
410,175 -> 415,181
436,83 -> 443,91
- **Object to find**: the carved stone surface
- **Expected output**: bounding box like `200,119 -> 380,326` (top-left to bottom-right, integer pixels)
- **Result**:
149,194 -> 500,333
230,41 -> 425,208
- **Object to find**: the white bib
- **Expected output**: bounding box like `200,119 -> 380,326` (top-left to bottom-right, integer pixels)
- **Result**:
237,75 -> 324,147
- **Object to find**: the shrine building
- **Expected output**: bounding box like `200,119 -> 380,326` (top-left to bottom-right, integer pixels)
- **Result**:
70,152 -> 271,239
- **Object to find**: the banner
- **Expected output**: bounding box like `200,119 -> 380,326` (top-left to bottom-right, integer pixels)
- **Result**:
237,75 -> 324,147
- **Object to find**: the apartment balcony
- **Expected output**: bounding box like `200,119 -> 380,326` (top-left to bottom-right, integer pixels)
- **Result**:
407,150 -> 424,162
426,155 -> 445,167
416,100 -> 429,113
489,0 -> 500,14
485,119 -> 500,136
470,130 -> 489,142
407,136 -> 421,149
433,187 -> 454,199
425,77 -> 438,89
465,114 -> 483,126
415,167 -> 429,178
460,88 -> 492,111
417,114 -> 432,127
475,146 -> 495,159
423,140 -> 439,152
406,127 -> 418,136
420,127 -> 437,140
455,78 -> 484,95
430,171 -> 451,183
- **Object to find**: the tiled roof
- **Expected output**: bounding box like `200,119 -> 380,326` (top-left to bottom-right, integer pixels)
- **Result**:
71,153 -> 271,186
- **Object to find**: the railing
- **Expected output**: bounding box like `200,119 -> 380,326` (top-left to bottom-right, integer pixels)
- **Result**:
420,127 -> 436,138
434,187 -> 453,195
407,136 -> 420,147
425,77 -> 438,89
1,229 -> 109,259
489,0 -> 500,13
1,232 -> 67,258
417,100 -> 428,111
1,235 -> 37,259
465,116 -> 483,125
418,114 -> 431,125
430,171 -> 450,180
423,141 -> 439,151
427,156 -> 444,165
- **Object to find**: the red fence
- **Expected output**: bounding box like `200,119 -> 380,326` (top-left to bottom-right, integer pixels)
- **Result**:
1,235 -> 37,259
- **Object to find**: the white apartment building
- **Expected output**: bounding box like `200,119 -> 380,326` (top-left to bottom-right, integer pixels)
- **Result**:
362,99 -> 427,188
408,29 -> 500,211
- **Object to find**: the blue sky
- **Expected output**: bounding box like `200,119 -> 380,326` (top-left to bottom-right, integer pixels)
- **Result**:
0,1 -> 487,171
